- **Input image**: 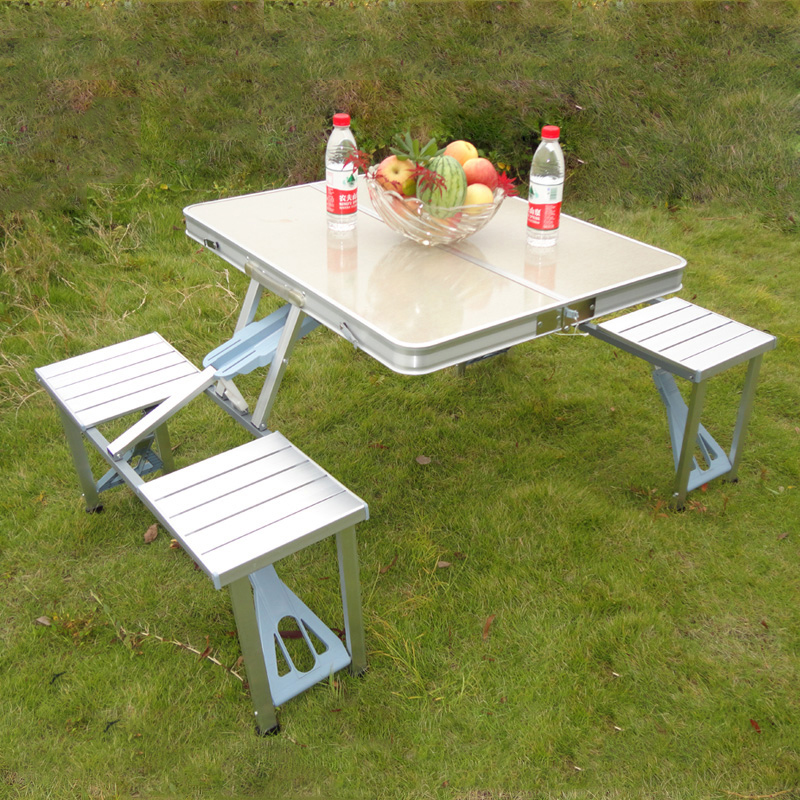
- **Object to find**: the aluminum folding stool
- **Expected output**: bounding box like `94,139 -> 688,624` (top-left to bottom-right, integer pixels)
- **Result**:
138,431 -> 368,734
36,329 -> 367,734
581,297 -> 776,508
34,332 -> 199,512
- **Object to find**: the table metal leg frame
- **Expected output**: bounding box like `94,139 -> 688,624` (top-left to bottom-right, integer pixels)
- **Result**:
251,304 -> 309,430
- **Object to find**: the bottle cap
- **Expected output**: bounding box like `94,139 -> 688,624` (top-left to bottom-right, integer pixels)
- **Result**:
541,125 -> 560,139
333,113 -> 351,127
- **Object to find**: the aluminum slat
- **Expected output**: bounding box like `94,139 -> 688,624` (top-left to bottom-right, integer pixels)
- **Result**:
171,475 -> 343,545
662,319 -> 757,363
142,433 -> 294,498
208,493 -> 367,587
71,362 -> 200,428
36,332 -> 168,382
640,313 -> 729,353
682,329 -> 776,376
54,351 -> 193,399
600,297 -> 690,335
155,457 -> 319,524
611,304 -> 710,344
43,342 -> 174,391
67,360 -> 200,413
142,431 -> 368,588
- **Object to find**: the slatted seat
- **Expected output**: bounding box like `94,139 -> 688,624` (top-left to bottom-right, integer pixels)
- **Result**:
35,306 -> 323,510
35,333 -> 200,511
38,334 -> 368,735
582,298 -> 776,508
139,431 -> 368,734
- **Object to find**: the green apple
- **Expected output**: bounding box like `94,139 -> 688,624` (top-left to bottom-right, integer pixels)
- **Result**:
464,183 -> 494,213
376,155 -> 417,197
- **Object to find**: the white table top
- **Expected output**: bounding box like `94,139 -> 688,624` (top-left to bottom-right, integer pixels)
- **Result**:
185,179 -> 685,374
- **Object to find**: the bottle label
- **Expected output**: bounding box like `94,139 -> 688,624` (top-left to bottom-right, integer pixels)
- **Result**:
326,168 -> 358,215
527,179 -> 563,231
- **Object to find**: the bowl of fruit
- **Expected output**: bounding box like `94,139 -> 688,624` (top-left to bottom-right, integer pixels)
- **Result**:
363,134 -> 516,247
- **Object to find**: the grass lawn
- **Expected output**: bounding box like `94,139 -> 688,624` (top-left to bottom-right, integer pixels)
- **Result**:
1,1 -> 799,798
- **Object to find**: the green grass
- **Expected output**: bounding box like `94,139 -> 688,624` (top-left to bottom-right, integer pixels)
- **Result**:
2,1 -> 800,798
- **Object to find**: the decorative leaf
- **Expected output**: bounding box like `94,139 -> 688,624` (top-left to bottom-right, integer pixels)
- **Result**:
144,523 -> 158,544
497,171 -> 520,197
413,164 -> 447,196
344,148 -> 373,173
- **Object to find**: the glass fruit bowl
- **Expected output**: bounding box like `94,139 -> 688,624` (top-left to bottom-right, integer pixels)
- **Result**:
365,168 -> 505,247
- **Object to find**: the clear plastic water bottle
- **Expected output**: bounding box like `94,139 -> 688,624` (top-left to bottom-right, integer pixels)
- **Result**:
527,125 -> 565,247
326,112 -> 358,231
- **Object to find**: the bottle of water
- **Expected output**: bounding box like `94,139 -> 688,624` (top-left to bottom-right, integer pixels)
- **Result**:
326,113 -> 358,231
527,125 -> 565,247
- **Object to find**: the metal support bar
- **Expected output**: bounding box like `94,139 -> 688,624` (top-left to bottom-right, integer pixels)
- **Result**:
456,347 -> 511,376
203,386 -> 271,439
211,278 -> 265,408
96,436 -> 163,493
215,378 -> 249,414
672,379 -> 709,510
84,427 -> 146,489
336,525 -> 367,676
152,422 -> 175,474
106,367 -> 217,460
235,278 -> 265,333
251,304 -> 307,431
57,406 -> 102,512
727,353 -> 764,482
228,576 -> 280,735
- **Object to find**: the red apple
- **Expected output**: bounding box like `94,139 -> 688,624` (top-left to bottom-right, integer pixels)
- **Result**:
463,157 -> 498,191
375,155 -> 417,197
443,140 -> 478,166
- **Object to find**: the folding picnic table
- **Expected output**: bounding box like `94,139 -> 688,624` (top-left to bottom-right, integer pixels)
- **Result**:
40,179 -> 776,733
183,178 -> 686,433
